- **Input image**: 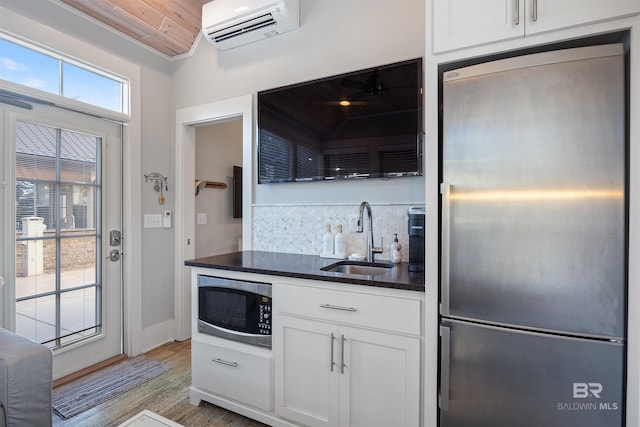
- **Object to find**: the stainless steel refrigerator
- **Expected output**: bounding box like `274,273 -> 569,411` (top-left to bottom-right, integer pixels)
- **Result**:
439,44 -> 626,426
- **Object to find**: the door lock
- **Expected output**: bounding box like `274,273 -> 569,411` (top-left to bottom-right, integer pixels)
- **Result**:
109,230 -> 122,246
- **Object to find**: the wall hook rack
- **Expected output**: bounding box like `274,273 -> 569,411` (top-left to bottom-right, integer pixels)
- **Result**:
145,172 -> 168,204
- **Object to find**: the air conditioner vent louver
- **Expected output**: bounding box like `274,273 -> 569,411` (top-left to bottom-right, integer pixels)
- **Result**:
210,13 -> 276,43
202,0 -> 299,50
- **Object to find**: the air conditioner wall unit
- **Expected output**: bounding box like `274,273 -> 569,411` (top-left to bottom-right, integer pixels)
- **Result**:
202,0 -> 300,50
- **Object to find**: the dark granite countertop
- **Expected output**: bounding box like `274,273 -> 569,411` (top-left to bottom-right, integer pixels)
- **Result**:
185,251 -> 425,292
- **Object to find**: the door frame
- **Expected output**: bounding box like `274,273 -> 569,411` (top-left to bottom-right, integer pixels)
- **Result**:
174,95 -> 253,340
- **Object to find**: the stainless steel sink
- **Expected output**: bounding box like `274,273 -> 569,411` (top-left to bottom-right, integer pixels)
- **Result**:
321,261 -> 394,276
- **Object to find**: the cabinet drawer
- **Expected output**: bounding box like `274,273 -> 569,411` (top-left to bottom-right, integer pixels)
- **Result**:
274,283 -> 421,336
192,339 -> 272,411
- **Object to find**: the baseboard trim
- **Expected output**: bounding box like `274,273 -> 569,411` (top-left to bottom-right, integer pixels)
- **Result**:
142,320 -> 175,353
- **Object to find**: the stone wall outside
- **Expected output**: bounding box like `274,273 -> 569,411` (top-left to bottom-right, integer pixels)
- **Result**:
15,229 -> 97,276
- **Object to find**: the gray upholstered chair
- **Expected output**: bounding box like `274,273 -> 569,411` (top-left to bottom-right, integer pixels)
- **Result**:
0,327 -> 53,427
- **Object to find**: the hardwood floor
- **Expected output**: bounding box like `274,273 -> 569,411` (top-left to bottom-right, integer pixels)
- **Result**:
53,340 -> 268,427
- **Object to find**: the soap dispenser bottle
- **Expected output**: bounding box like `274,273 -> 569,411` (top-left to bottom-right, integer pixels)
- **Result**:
322,224 -> 334,255
390,233 -> 402,263
334,224 -> 346,258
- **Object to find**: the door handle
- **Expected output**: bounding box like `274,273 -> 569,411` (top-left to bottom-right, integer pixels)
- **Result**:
439,325 -> 451,411
440,183 -> 451,316
532,0 -> 538,22
107,249 -> 121,262
513,0 -> 519,25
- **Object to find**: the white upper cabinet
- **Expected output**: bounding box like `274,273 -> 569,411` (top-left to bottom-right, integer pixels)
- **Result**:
526,0 -> 640,35
433,0 -> 640,53
433,0 -> 524,53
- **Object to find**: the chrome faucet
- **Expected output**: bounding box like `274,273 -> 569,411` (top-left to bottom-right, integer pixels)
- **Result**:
357,201 -> 383,263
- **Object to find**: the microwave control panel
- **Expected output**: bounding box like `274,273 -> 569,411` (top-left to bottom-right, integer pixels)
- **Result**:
258,296 -> 272,335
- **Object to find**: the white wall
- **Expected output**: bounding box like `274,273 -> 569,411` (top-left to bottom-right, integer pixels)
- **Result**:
172,0 -> 427,248
173,1 -> 426,111
139,64 -> 175,343
194,120 -> 243,257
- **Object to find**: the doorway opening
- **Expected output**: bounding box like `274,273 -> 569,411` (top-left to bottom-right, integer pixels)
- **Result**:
194,119 -> 243,258
174,95 -> 253,341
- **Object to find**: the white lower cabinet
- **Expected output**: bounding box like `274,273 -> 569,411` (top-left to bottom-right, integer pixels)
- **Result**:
274,283 -> 422,427
192,339 -> 273,411
340,326 -> 420,427
189,269 -> 423,427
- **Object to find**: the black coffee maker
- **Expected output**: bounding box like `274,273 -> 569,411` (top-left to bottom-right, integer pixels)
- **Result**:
407,206 -> 425,272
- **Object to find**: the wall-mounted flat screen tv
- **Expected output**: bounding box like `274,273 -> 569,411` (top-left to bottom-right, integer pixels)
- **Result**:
257,58 -> 423,183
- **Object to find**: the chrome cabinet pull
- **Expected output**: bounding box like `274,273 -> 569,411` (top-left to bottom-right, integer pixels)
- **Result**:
330,333 -> 336,372
513,0 -> 520,25
439,326 -> 451,411
340,334 -> 346,374
212,358 -> 238,367
320,303 -> 357,312
532,0 -> 538,22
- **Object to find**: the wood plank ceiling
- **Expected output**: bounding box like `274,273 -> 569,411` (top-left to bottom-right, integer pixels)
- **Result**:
61,0 -> 211,57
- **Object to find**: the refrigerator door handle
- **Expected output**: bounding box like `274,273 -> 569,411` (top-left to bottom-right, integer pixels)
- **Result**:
439,325 -> 451,411
441,182 -> 451,316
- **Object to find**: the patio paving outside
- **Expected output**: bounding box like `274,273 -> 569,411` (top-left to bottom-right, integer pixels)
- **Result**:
15,267 -> 100,347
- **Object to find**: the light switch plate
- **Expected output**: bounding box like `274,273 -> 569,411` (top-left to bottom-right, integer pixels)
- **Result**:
197,213 -> 207,225
144,214 -> 162,228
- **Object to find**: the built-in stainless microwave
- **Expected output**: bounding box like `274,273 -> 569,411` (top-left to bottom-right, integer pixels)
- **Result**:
197,275 -> 272,348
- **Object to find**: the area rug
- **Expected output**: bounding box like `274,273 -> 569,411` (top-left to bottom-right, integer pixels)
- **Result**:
52,355 -> 171,420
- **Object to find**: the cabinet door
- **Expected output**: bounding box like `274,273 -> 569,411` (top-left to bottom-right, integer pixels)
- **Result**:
433,0 -> 524,53
526,0 -> 640,35
274,315 -> 340,427
340,327 -> 421,427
